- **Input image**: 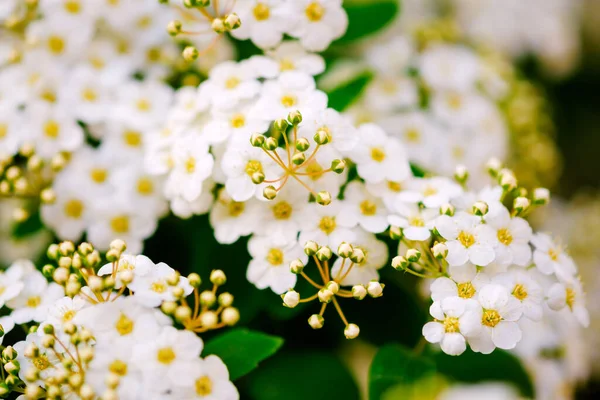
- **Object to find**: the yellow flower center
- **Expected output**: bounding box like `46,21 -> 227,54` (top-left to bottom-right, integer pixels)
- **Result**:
136,99 -> 151,112
230,113 -> 246,128
151,281 -> 167,293
137,178 -> 154,195
305,2 -> 325,21
146,47 -> 161,62
452,146 -> 465,161
27,296 -> 41,308
115,314 -> 134,336
446,93 -> 462,110
41,90 -> 57,103
64,0 -> 81,13
272,201 -> 292,220
360,200 -> 377,216
266,248 -> 284,266
109,360 -> 128,376
64,199 -> 84,219
90,168 -> 107,184
32,355 -> 51,371
566,287 -> 575,309
281,95 -> 297,107
79,85 -> 97,101
305,161 -> 324,181
279,59 -> 295,71
47,36 -> 65,55
548,248 -> 560,261
482,309 -> 502,328
62,310 -> 76,322
245,160 -> 263,177
157,347 -> 176,365
253,2 -> 270,20
118,261 -> 135,271
422,186 -> 437,197
443,317 -> 460,333
404,128 -> 421,143
137,15 -> 152,29
0,124 -> 7,138
408,216 -> 425,227
318,216 -> 336,235
512,284 -> 528,301
90,56 -> 105,69
123,130 -> 142,147
195,376 -> 213,396
228,201 -> 245,217
185,157 -> 196,174
225,77 -> 240,89
457,282 -> 475,299
387,181 -> 402,192
497,228 -> 513,246
44,120 -> 60,138
111,215 -> 130,234
370,147 -> 386,162
458,231 -> 475,248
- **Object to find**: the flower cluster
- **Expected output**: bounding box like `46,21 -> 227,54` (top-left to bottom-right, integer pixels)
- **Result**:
0,239 -> 239,399
382,165 -> 589,356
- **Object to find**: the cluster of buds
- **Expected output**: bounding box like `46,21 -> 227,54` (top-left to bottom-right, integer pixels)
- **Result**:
161,269 -> 240,333
0,144 -> 65,222
166,0 -> 241,62
250,110 -> 346,204
281,241 -> 384,339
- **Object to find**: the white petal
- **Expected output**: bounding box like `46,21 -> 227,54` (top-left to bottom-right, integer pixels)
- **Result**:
440,333 -> 466,356
491,321 -> 521,350
468,244 -> 495,266
422,322 -> 444,344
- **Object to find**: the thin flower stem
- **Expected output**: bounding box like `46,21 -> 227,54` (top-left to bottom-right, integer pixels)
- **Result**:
295,168 -> 333,176
290,173 -> 318,197
301,272 -> 323,290
337,262 -> 355,284
193,288 -> 200,320
281,130 -> 291,164
334,258 -> 346,281
292,145 -> 320,173
276,174 -> 290,191
312,256 -> 328,282
335,292 -> 354,298
193,321 -> 226,333
263,175 -> 287,184
319,302 -> 327,316
299,293 -> 319,303
261,148 -> 287,170
332,297 -> 348,326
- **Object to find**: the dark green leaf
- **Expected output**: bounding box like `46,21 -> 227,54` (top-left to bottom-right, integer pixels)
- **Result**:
203,328 -> 284,381
433,349 -> 535,398
326,72 -> 373,111
338,0 -> 400,43
369,344 -> 436,400
11,210 -> 43,238
244,350 -> 359,400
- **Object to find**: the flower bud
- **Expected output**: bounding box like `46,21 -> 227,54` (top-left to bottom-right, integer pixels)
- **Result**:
308,314 -> 324,329
167,20 -> 182,36
316,191 -> 331,206
367,281 -> 384,298
337,242 -> 353,258
274,119 -> 289,132
304,240 -> 319,256
188,273 -> 202,288
263,185 -> 277,200
263,137 -> 279,151
291,152 -> 306,166
296,137 -> 310,152
316,246 -> 332,261
288,110 -> 302,125
349,248 -> 365,264
440,203 -> 455,216
47,244 -> 60,260
326,281 -> 339,295
251,172 -> 265,184
110,239 -> 126,253
533,188 -> 550,205
331,159 -> 346,174
4,361 -> 19,375
224,13 -> 241,30
175,306 -> 192,322
500,170 -> 517,191
472,201 -> 488,217
282,290 -> 300,308
182,46 -> 199,61
53,267 -> 69,284
513,197 -> 530,213
406,248 -> 421,262
289,259 -> 305,274
486,157 -> 502,177
199,311 -> 218,328
389,225 -> 402,240
318,288 -> 333,303
40,188 -> 56,204
391,256 -> 408,270
250,133 -> 265,147
218,292 -> 234,307
222,307 -> 240,325
313,128 -> 331,145
200,291 -> 216,307
211,18 -> 226,34
352,285 -> 367,300
344,323 -> 360,339
454,164 -> 469,183
432,242 -> 448,259
161,301 -> 177,315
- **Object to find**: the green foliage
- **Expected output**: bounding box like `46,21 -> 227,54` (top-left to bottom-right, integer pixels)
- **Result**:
244,350 -> 359,400
203,328 -> 284,381
326,72 -> 373,112
338,0 -> 400,43
369,344 -> 437,400
11,210 -> 43,238
433,349 -> 535,398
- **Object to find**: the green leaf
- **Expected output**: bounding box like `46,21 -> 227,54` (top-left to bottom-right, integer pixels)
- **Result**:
338,0 -> 400,43
203,328 -> 284,381
244,350 -> 359,400
433,349 -> 535,398
326,72 -> 372,111
369,344 -> 437,400
11,210 -> 43,238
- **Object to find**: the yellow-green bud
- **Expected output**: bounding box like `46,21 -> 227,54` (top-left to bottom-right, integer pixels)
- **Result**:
316,191 -> 331,206
296,137 -> 310,152
263,185 -> 277,200
250,133 -> 266,147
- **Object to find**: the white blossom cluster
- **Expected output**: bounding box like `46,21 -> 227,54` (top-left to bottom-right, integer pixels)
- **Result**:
348,36 -> 511,185
0,243 -> 239,400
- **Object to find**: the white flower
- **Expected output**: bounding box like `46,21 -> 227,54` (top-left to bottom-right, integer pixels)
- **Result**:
170,355 -> 239,400
388,201 -> 438,241
351,124 -> 411,184
493,268 -> 543,321
27,101 -> 84,159
0,316 -> 14,345
0,108 -> 24,160
128,262 -> 193,307
247,235 -> 307,294
547,278 -> 589,327
439,382 -> 521,400
209,190 -> 261,245
0,261 -> 26,308
114,81 -> 173,131
396,177 -> 463,209
202,61 -> 261,109
63,65 -> 113,124
423,296 -> 481,356
14,333 -> 62,386
298,201 -> 356,251
41,175 -> 91,241
44,296 -> 87,329
98,254 -> 155,289
203,101 -> 271,145
266,41 -> 326,76
133,326 -> 204,389
365,179 -> 407,211
330,230 -> 388,285
231,0 -> 293,49
297,107 -> 358,158
467,284 -> 523,354
418,44 -> 482,92
286,0 -> 348,52
531,233 -> 577,282
339,181 -> 388,234
435,212 -> 496,267
7,271 -> 63,324
480,206 -> 533,266
430,263 -> 490,302
365,36 -> 415,75
112,165 -> 168,218
255,186 -> 308,242
363,76 -> 419,112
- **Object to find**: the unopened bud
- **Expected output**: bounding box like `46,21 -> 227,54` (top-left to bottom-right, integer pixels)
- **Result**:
344,323 -> 360,339
454,164 -> 469,183
289,259 -> 305,274
296,137 -> 310,152
224,13 -> 241,30
288,110 -> 302,125
222,307 -> 240,325
313,128 -> 331,145
211,18 -> 226,33
472,201 -> 488,217
533,188 -> 550,205
218,292 -> 234,307
352,285 -> 367,300
308,314 -> 324,329
389,225 -> 402,240
316,246 -> 332,261
282,290 -> 300,308
513,197 -> 530,213
263,185 -> 277,200
316,191 -> 331,206
250,133 -> 265,147
367,281 -> 384,298
432,242 -> 448,259
326,281 -> 339,295
200,291 -> 216,307
182,46 -> 199,61
263,137 -> 279,151
167,20 -> 182,36
318,288 -> 333,303
291,152 -> 306,166
349,248 -> 365,264
337,242 -> 353,258
274,119 -> 289,132
486,157 -> 502,177
406,248 -> 421,262
188,273 -> 201,287
304,240 -> 319,256
440,203 -> 455,216
391,256 -> 408,270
